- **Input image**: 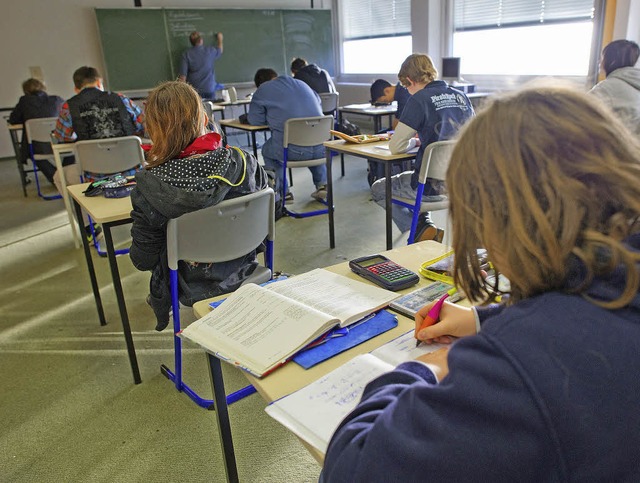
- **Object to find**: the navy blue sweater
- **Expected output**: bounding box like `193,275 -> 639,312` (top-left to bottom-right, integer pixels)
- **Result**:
323,234 -> 640,482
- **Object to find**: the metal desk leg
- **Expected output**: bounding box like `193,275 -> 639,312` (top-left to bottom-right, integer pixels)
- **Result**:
72,198 -> 107,326
326,148 -> 335,249
384,161 -> 393,250
374,116 -> 381,134
103,222 -> 142,385
8,128 -> 28,197
337,110 -> 345,177
251,131 -> 258,159
207,354 -> 240,483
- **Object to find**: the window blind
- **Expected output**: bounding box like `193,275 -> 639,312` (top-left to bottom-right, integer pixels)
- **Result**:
454,0 -> 595,31
342,0 -> 411,41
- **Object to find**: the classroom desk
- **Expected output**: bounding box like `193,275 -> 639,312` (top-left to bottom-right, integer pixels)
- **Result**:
218,119 -> 269,158
324,139 -> 416,250
6,123 -> 29,197
192,240 -> 453,480
66,183 -> 141,385
338,103 -> 397,133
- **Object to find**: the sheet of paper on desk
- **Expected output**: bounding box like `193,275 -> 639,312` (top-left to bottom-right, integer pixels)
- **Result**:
371,330 -> 447,366
265,354 -> 392,453
374,144 -> 418,154
265,330 -> 445,454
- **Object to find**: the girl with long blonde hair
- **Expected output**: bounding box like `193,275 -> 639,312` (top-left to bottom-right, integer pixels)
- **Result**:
130,81 -> 267,330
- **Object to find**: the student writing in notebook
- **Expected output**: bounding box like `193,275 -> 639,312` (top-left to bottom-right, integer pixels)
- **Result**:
129,81 -> 267,331
322,82 -> 640,482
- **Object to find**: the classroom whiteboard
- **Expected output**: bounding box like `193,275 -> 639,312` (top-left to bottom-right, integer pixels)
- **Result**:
95,8 -> 334,91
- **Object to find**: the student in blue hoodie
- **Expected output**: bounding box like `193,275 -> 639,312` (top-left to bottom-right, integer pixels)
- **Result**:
323,82 -> 640,482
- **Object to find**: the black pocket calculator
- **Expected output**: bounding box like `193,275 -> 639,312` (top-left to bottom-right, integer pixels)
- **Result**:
349,254 -> 420,291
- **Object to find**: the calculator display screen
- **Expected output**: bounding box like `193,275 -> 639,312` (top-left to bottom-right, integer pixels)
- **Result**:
358,256 -> 388,268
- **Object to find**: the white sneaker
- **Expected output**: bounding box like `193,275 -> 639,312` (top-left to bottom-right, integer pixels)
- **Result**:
311,185 -> 327,202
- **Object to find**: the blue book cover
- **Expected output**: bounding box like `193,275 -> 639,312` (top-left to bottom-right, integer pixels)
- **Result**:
292,310 -> 398,369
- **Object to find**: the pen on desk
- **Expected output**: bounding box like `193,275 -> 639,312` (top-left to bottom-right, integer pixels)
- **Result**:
415,293 -> 449,347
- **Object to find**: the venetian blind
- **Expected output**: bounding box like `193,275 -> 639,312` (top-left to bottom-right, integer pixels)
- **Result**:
342,0 -> 411,40
454,0 -> 595,31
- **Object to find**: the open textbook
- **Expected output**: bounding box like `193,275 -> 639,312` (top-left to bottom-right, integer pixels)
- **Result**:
179,269 -> 399,377
265,330 -> 447,454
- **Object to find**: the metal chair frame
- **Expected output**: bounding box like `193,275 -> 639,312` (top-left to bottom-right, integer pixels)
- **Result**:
391,140 -> 456,244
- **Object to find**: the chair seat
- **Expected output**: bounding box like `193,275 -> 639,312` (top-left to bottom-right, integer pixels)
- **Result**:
32,154 -> 55,161
286,157 -> 326,168
240,266 -> 272,286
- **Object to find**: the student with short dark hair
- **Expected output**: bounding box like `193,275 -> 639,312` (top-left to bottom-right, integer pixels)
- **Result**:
178,30 -> 224,99
290,57 -> 336,94
247,68 -> 327,203
53,66 -> 145,237
371,54 -> 474,242
323,81 -> 640,483
591,39 -> 640,136
9,78 -> 64,184
369,78 -> 410,129
130,81 -> 267,330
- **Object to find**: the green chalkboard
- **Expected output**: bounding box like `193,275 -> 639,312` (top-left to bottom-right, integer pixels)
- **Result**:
95,8 -> 334,91
95,9 -> 173,91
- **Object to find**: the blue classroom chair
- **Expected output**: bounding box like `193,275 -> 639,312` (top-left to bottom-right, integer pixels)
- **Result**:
390,140 -> 456,245
161,187 -> 276,409
24,117 -> 62,200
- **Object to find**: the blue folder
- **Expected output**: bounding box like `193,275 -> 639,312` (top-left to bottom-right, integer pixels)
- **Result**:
292,310 -> 398,369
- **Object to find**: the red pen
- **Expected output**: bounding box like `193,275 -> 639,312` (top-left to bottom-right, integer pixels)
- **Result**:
415,293 -> 449,347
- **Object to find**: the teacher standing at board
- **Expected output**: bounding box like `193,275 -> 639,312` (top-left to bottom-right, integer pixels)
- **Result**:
178,31 -> 224,99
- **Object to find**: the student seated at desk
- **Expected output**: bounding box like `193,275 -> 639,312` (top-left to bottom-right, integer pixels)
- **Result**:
371,54 -> 474,243
9,78 -> 64,184
590,39 -> 640,137
244,68 -> 327,203
322,82 -> 640,482
129,81 -> 268,331
290,57 -> 336,95
52,66 -> 145,193
369,78 -> 410,129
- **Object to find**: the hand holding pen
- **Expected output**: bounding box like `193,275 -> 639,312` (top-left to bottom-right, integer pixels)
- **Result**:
414,293 -> 478,346
415,293 -> 449,347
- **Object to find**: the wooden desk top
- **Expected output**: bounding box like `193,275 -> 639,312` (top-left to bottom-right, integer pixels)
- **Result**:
67,182 -> 133,224
324,139 -> 416,161
7,123 -> 23,130
219,118 -> 269,131
192,240 -> 453,403
52,142 -> 75,153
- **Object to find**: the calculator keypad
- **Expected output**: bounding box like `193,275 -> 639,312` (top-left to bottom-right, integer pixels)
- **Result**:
368,262 -> 415,281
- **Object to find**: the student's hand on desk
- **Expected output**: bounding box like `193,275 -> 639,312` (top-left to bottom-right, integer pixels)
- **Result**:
416,347 -> 449,380
415,301 -> 476,344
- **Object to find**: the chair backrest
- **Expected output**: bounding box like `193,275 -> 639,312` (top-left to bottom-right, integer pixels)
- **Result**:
24,117 -> 57,145
283,115 -> 334,148
417,140 -> 456,183
319,92 -> 339,114
203,101 -> 215,123
73,136 -> 144,175
166,188 -> 276,271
